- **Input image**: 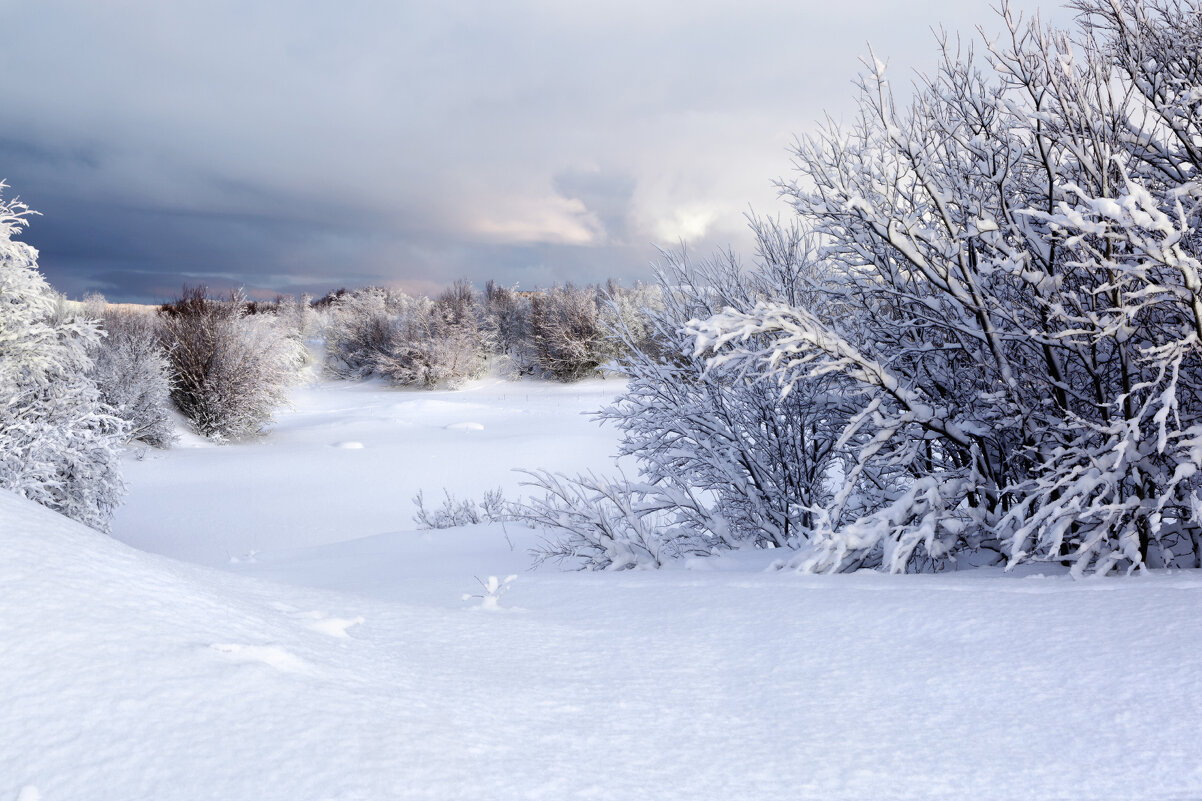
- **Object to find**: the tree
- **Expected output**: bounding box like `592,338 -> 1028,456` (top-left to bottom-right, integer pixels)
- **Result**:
0,183 -> 126,530
517,218 -> 847,568
84,296 -> 177,449
529,284 -> 606,381
691,0 -> 1202,574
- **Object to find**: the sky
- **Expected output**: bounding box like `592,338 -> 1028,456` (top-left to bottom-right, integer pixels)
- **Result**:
0,0 -> 1066,303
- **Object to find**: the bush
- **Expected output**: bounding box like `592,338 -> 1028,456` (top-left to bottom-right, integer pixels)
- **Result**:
0,185 -> 126,530
325,283 -> 486,388
159,286 -> 297,440
83,296 -> 177,449
529,284 -> 607,381
483,281 -> 536,376
690,0 -> 1202,574
514,220 -> 845,569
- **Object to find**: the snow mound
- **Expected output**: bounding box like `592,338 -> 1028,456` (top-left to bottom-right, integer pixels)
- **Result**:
330,440 -> 365,449
308,615 -> 365,638
209,643 -> 314,674
445,421 -> 485,431
7,486 -> 1202,800
0,489 -> 378,800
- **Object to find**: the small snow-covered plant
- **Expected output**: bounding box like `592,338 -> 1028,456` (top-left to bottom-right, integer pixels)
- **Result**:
513,470 -> 714,570
462,574 -> 517,611
412,487 -> 509,529
0,184 -> 127,530
84,297 -> 177,449
159,285 -> 296,440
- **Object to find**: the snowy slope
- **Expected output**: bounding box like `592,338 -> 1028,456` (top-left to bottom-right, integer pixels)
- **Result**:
7,376 -> 1202,800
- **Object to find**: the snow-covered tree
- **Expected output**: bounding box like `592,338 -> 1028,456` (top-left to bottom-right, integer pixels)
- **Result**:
517,218 -> 848,568
0,184 -> 126,530
691,0 -> 1202,574
483,281 -> 536,377
529,284 -> 607,381
83,296 -> 177,449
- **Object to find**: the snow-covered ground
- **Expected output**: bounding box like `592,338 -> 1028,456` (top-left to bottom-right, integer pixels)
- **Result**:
5,375 -> 1202,800
112,376 -> 626,566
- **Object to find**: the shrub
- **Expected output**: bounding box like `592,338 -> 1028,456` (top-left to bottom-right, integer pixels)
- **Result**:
0,185 -> 126,530
83,295 -> 177,449
483,281 -> 536,376
159,285 -> 296,440
325,283 -> 486,388
690,0 -> 1202,574
529,284 -> 606,381
514,220 -> 845,569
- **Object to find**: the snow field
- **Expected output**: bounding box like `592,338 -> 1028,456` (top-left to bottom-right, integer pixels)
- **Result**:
112,376 -> 625,565
4,375 -> 1202,800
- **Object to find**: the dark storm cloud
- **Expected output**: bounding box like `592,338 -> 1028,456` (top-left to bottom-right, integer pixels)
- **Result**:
0,0 -> 1066,302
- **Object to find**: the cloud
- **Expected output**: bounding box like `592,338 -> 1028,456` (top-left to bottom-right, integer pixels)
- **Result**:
0,0 -> 1068,302
552,167 -> 637,244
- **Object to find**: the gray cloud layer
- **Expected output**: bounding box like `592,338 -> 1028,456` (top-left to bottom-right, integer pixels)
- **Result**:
0,0 -> 1062,302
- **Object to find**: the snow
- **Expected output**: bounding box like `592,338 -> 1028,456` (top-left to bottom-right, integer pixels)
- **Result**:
111,376 -> 624,565
4,375 -> 1202,799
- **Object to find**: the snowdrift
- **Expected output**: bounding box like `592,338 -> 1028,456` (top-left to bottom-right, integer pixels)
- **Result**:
7,445 -> 1202,800
0,488 -> 403,800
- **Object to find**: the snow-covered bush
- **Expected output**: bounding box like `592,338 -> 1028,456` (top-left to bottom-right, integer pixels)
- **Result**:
325,284 -> 486,388
529,284 -> 607,381
482,281 -> 536,376
257,294 -> 314,365
83,296 -> 177,449
515,219 -> 847,569
0,184 -> 126,530
610,224 -> 846,549
517,470 -> 712,569
598,280 -> 661,363
691,0 -> 1202,574
412,488 -> 508,529
322,287 -> 394,378
159,286 -> 296,440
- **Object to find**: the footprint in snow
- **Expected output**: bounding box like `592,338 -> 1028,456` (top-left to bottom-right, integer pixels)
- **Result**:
210,643 -> 313,674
